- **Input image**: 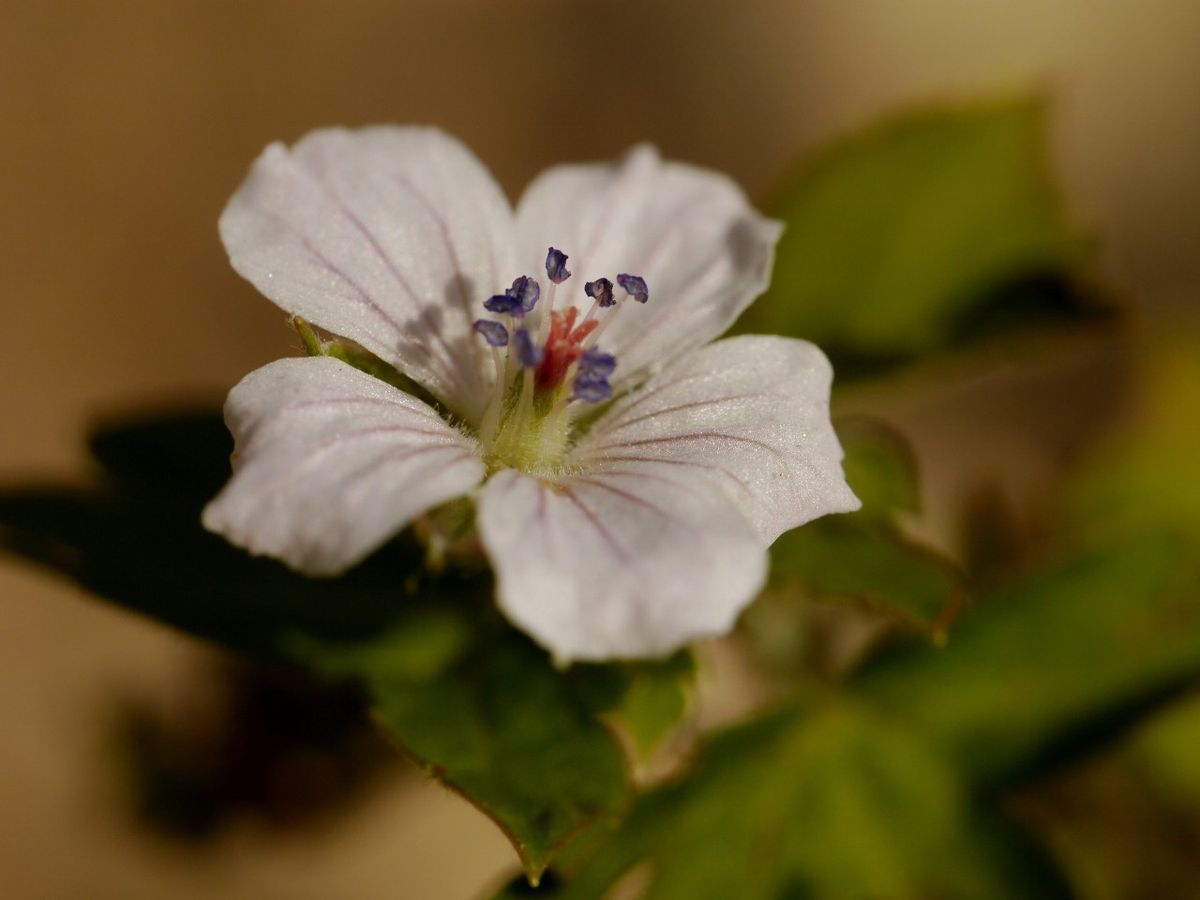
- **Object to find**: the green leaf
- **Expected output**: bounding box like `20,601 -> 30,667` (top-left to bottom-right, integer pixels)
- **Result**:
543,703 -> 1072,900
834,419 -> 921,519
1067,325 -> 1200,547
853,533 -> 1200,786
609,652 -> 696,760
766,420 -> 962,636
295,620 -> 630,883
0,410 -> 634,882
771,522 -> 961,635
743,97 -> 1089,366
1129,691 -> 1200,814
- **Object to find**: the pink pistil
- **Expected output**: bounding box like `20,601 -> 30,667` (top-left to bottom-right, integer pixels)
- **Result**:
535,307 -> 598,391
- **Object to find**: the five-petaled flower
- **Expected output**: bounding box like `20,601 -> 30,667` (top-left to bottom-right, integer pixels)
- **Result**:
203,126 -> 860,663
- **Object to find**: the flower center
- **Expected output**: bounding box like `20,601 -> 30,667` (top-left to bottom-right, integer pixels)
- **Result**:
471,247 -> 649,475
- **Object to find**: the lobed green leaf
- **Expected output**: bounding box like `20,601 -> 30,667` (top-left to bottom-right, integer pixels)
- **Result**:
742,97 -> 1092,370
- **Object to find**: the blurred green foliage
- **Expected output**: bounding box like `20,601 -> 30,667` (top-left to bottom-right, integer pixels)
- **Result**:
765,419 -> 962,637
511,706 -> 1072,900
1067,329 -> 1200,546
740,97 -> 1098,373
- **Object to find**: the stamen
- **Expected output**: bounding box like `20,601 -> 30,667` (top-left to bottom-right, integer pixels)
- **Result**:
577,347 -> 616,380
510,276 -> 541,315
573,376 -> 613,403
584,273 -> 649,349
484,276 -> 542,317
549,394 -> 572,421
472,319 -> 509,347
540,248 -> 571,343
585,278 -> 616,308
517,366 -> 536,430
545,248 -> 571,284
616,273 -> 649,303
483,292 -> 521,316
579,277 -> 615,329
474,320 -> 510,445
513,328 -> 544,369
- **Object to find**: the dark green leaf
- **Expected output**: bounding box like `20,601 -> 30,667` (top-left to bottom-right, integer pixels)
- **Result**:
1129,691 -> 1200,813
771,522 -> 962,635
89,408 -> 234,505
295,620 -> 630,883
853,533 -> 1200,786
743,98 -> 1089,367
609,652 -> 696,760
0,485 -> 417,655
833,419 -> 920,519
1067,326 -> 1200,547
544,703 -> 1072,900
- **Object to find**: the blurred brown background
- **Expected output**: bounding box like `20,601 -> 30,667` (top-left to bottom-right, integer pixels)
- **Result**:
2,2 -> 1198,897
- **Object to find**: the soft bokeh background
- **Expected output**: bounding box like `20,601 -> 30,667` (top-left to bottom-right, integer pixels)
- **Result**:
2,2 -> 1198,897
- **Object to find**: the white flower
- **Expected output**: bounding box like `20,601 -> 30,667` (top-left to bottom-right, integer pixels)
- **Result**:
202,126 -> 860,663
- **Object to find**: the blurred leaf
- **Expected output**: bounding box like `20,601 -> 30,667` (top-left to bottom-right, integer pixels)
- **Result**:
1011,753 -> 1200,900
492,871 -> 566,898
0,410 -> 640,882
89,409 -> 235,505
1129,691 -> 1200,815
834,419 -> 920,519
1068,325 -> 1200,546
771,523 -> 961,636
1063,325 -> 1200,846
117,660 -> 394,840
0,489 -> 415,657
851,325 -> 1200,787
958,482 -> 1027,587
767,420 -> 962,636
853,533 -> 1200,787
744,97 -> 1090,367
539,704 -> 1072,900
609,652 -> 696,760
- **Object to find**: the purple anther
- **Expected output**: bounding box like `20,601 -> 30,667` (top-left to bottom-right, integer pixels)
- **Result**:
578,347 -> 616,380
545,248 -> 571,284
573,375 -> 613,403
512,328 -> 544,369
585,277 -> 616,308
483,293 -> 523,316
509,276 -> 541,314
616,273 -> 649,303
472,319 -> 509,347
483,275 -> 541,317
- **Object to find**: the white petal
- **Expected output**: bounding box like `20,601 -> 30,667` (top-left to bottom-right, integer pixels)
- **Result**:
515,146 -> 782,387
202,356 -> 485,575
476,467 -> 767,664
219,126 -> 517,423
573,336 -> 861,545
